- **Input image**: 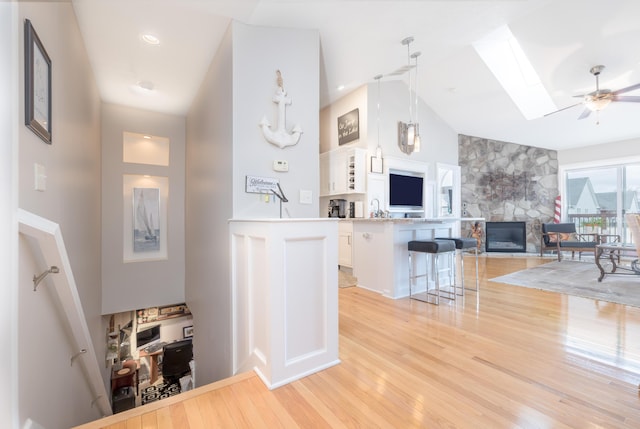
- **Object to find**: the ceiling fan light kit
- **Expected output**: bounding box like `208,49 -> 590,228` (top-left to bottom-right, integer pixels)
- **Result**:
585,95 -> 611,112
545,64 -> 640,122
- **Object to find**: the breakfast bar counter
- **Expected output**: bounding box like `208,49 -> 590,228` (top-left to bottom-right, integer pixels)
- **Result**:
350,217 -> 471,298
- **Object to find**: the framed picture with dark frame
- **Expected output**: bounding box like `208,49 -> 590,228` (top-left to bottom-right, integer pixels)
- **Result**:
24,19 -> 52,144
337,108 -> 359,145
183,325 -> 194,338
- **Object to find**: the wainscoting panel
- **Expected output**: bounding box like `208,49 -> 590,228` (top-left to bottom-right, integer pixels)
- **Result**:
230,219 -> 339,389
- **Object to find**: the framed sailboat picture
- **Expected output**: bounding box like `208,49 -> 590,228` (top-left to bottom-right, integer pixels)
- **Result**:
133,187 -> 160,252
123,174 -> 168,262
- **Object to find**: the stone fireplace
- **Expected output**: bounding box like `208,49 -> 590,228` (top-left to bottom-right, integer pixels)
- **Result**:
459,135 -> 559,253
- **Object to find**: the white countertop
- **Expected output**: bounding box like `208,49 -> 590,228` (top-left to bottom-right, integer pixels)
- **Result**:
339,217 -> 485,224
229,217 -> 485,224
229,218 -> 338,223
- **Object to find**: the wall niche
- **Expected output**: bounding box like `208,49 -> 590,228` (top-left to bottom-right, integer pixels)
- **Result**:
458,135 -> 558,253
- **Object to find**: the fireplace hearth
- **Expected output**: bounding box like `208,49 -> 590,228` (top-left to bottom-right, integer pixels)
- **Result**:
486,221 -> 526,253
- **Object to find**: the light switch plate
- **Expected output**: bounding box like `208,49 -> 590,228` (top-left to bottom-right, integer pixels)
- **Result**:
300,189 -> 312,204
34,163 -> 46,191
273,160 -> 289,172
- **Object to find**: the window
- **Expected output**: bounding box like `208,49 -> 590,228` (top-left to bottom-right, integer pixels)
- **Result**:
564,163 -> 640,242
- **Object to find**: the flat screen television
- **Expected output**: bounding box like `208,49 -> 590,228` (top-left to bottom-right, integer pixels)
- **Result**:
136,324 -> 161,350
389,172 -> 424,209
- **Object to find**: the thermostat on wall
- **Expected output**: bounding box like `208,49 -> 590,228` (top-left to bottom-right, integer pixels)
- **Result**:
273,160 -> 289,172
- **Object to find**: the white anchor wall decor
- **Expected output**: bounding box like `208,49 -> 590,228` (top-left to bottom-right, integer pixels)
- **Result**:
259,70 -> 303,148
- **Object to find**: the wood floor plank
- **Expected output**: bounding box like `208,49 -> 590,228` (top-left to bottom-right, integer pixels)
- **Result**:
168,403 -> 188,429
75,256 -> 640,429
202,389 -> 239,428
154,407 -> 173,429
181,397 -> 206,429
228,379 -> 278,427
140,412 -> 157,429
241,376 -> 289,428
124,416 -> 141,429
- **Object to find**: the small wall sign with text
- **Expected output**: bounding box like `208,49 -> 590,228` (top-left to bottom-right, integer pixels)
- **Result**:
338,108 -> 359,145
245,175 -> 279,194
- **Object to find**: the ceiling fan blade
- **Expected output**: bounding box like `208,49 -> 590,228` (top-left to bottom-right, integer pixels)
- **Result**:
612,82 -> 640,95
543,102 -> 583,117
612,95 -> 640,103
577,108 -> 592,120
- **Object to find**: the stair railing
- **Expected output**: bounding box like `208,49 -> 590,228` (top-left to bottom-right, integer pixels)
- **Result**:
18,209 -> 112,417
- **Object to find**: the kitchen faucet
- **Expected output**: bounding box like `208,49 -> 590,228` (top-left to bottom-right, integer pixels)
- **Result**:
371,198 -> 382,218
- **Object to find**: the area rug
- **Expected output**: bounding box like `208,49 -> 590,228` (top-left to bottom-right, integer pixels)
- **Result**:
490,260 -> 640,307
141,381 -> 180,405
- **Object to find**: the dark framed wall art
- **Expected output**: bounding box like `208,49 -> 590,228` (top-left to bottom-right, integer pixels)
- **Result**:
24,19 -> 52,144
183,325 -> 194,339
337,108 -> 359,145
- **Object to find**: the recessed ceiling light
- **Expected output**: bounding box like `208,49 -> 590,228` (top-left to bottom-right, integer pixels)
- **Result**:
143,135 -> 151,139
337,85 -> 345,91
131,81 -> 156,95
141,34 -> 160,45
137,80 -> 155,91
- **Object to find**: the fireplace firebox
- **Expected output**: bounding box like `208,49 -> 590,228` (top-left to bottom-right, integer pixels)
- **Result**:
485,221 -> 526,253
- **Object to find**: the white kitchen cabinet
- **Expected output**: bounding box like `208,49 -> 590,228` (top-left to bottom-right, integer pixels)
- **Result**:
320,148 -> 366,196
338,221 -> 353,267
331,150 -> 349,195
346,149 -> 366,194
352,221 -> 395,296
319,152 -> 331,197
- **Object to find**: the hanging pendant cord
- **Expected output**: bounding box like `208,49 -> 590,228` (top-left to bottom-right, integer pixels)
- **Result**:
407,41 -> 413,123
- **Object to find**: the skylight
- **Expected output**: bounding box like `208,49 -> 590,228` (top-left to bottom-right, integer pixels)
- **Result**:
473,25 -> 556,120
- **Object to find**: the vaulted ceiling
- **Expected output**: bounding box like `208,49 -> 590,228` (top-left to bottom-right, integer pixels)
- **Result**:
72,0 -> 640,150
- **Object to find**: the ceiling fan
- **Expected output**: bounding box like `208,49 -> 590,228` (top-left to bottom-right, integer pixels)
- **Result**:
545,65 -> 640,121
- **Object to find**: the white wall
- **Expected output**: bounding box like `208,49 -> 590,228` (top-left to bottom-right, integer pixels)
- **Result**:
319,80 -> 458,217
101,104 -> 186,315
366,80 -> 458,173
232,22 -> 320,219
320,80 -> 458,178
558,137 -> 640,166
185,24 -> 234,386
320,85 -> 368,153
186,21 -> 320,387
17,3 -> 104,428
1,3 -> 18,427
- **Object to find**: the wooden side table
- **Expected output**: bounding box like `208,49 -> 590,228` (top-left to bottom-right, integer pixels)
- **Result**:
138,348 -> 163,385
111,360 -> 139,396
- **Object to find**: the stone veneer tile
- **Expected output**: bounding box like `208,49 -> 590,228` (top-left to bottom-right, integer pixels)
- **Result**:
459,135 -> 558,253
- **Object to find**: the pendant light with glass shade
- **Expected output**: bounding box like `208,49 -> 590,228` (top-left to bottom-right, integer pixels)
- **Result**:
398,36 -> 421,154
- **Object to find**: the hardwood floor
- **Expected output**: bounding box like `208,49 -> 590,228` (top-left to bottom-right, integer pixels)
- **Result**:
76,256 -> 640,428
